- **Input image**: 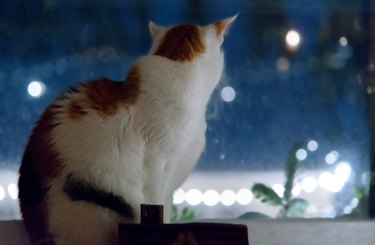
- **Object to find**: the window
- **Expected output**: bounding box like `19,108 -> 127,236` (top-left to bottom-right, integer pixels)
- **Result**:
0,0 -> 373,221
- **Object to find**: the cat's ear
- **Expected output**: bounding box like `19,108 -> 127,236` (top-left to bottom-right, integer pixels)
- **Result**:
149,21 -> 164,39
213,14 -> 238,45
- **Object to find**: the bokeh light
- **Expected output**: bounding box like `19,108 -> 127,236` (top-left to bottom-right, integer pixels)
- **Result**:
236,189 -> 253,205
0,185 -> 5,201
185,189 -> 203,206
220,190 -> 236,206
173,188 -> 185,205
307,140 -> 318,151
27,81 -> 45,97
272,183 -> 285,197
302,176 -> 318,193
296,149 -> 307,161
221,86 -> 236,102
286,30 -> 301,50
203,190 -> 220,206
7,183 -> 18,200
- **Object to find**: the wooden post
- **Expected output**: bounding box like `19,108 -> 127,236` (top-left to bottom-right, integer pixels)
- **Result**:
140,204 -> 164,224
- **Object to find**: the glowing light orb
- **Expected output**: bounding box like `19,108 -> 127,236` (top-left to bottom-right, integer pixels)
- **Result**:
0,185 -> 5,201
28,81 -> 45,97
307,140 -> 318,151
350,198 -> 359,209
335,162 -> 351,183
286,30 -> 301,49
302,176 -> 317,193
220,190 -> 236,206
325,151 -> 339,164
296,149 -> 307,161
272,183 -> 285,198
7,183 -> 18,200
339,37 -> 348,46
185,189 -> 203,206
203,190 -> 220,206
221,86 -> 236,102
236,189 -> 253,205
318,171 -> 344,193
173,188 -> 185,205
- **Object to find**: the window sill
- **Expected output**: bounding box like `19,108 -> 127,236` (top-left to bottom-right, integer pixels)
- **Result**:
1,219 -> 374,245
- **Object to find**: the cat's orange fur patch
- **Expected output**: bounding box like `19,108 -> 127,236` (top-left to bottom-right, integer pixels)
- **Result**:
155,25 -> 205,62
67,66 -> 140,119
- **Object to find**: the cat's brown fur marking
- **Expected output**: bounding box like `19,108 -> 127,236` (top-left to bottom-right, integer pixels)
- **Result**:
67,101 -> 87,119
155,25 -> 205,62
81,66 -> 140,117
122,66 -> 141,105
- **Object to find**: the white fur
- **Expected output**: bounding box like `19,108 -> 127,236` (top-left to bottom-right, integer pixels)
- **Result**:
45,21 -> 230,245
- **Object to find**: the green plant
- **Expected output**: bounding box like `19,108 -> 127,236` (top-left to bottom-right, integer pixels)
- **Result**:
171,205 -> 197,221
340,186 -> 368,218
251,144 -> 309,218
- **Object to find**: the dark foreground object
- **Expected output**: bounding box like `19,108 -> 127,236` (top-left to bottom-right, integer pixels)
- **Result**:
118,204 -> 249,244
118,222 -> 249,245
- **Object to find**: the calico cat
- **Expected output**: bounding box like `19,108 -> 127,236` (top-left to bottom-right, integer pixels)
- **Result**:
18,16 -> 236,245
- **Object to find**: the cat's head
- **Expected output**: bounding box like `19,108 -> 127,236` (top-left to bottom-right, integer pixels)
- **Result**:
148,15 -> 237,63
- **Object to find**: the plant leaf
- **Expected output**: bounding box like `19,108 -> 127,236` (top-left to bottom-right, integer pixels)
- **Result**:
284,143 -> 303,202
252,183 -> 282,206
171,205 -> 178,221
181,207 -> 196,221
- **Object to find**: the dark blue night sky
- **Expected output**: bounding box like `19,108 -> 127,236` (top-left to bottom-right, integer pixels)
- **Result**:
0,0 -> 371,176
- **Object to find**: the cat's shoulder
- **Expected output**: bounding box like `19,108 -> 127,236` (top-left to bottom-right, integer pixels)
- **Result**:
53,72 -> 140,120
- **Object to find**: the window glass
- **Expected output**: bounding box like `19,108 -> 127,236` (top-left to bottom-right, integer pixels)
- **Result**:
0,0 -> 373,220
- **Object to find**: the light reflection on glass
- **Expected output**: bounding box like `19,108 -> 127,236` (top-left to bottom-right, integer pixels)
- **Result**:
220,86 -> 236,102
203,190 -> 220,206
236,189 -> 253,205
272,183 -> 285,197
185,189 -> 203,206
7,183 -> 18,200
307,140 -> 318,152
350,198 -> 359,209
285,29 -> 301,50
0,185 -> 5,201
296,149 -> 307,161
318,172 -> 335,190
343,205 -> 352,214
27,81 -> 45,97
339,36 -> 348,46
335,161 -> 352,182
173,188 -> 185,205
302,176 -> 318,193
220,190 -> 236,206
325,151 -> 339,164
318,167 -> 351,193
